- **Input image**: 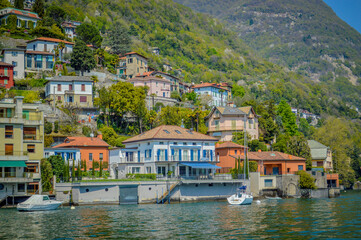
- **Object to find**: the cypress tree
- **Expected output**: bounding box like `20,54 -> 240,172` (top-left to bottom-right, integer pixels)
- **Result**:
32,0 -> 45,18
92,160 -> 95,177
14,0 -> 24,9
99,160 -> 103,178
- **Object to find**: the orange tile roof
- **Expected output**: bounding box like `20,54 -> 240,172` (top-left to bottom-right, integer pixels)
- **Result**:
53,137 -> 109,148
26,50 -> 54,55
247,151 -> 305,161
3,8 -> 41,19
216,142 -> 246,149
27,37 -> 74,45
123,125 -> 218,143
124,52 -> 147,59
137,71 -> 154,77
0,62 -> 14,67
130,76 -> 171,83
192,82 -> 229,91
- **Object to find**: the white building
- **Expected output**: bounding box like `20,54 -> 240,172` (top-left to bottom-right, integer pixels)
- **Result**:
44,148 -> 81,166
61,20 -> 82,40
26,37 -> 74,60
119,125 -> 219,179
45,76 -> 94,108
191,82 -> 231,107
109,148 -> 125,179
1,48 -> 26,79
0,7 -> 40,29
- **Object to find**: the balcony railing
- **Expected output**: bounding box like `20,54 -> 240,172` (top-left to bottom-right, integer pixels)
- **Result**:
0,151 -> 28,156
208,126 -> 245,132
22,114 -> 42,121
23,134 -> 43,141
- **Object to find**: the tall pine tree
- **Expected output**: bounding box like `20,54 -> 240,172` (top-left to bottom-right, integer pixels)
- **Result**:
14,0 -> 24,9
108,24 -> 131,55
32,0 -> 45,18
70,40 -> 96,76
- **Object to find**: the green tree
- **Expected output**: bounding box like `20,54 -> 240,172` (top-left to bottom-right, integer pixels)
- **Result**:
46,5 -> 66,24
0,0 -> 10,8
6,15 -> 17,29
41,158 -> 53,192
299,118 -> 311,138
232,84 -> 245,98
32,0 -> 45,18
82,126 -> 92,137
159,106 -> 182,126
287,135 -> 312,170
70,40 -> 96,75
47,155 -> 64,182
108,23 -> 131,55
76,23 -> 102,48
54,121 -> 59,133
297,170 -> 317,189
249,139 -> 268,152
99,160 -> 103,177
232,131 -> 251,146
277,99 -> 298,136
44,120 -> 53,134
14,0 -> 24,9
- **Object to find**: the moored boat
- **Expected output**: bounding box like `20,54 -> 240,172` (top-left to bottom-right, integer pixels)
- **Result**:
17,195 -> 62,212
227,186 -> 253,205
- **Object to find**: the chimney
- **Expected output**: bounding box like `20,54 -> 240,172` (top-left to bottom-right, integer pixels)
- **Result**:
215,142 -> 220,148
97,134 -> 103,139
14,96 -> 24,119
258,149 -> 262,152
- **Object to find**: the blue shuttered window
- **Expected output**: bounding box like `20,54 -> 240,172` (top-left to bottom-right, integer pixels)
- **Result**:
165,149 -> 168,161
149,149 -> 152,158
157,149 -> 160,161
138,151 -> 140,162
191,149 -> 194,161
203,150 -> 206,158
198,150 -> 200,161
210,150 -> 213,161
179,150 -> 182,161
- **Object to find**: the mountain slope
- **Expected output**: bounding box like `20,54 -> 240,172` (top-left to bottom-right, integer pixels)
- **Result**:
51,0 -> 360,117
175,0 -> 361,82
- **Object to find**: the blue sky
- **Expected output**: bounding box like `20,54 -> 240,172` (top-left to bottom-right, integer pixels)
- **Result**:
323,0 -> 361,34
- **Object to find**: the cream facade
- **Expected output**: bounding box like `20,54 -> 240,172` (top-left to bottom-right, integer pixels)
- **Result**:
205,106 -> 259,141
117,52 -> 149,79
1,48 -> 26,79
0,96 -> 44,199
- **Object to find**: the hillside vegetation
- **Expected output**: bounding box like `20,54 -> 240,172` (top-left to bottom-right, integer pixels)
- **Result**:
49,0 -> 360,119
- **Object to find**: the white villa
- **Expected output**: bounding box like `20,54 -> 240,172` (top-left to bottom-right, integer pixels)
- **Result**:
119,125 -> 220,179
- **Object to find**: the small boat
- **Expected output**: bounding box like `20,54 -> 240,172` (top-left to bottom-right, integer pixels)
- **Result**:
17,195 -> 62,212
227,186 -> 253,205
265,196 -> 282,200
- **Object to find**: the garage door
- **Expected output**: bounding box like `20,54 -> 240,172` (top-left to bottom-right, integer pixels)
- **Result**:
119,186 -> 138,204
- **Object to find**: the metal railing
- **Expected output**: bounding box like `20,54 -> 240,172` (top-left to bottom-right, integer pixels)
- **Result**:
0,151 -> 28,156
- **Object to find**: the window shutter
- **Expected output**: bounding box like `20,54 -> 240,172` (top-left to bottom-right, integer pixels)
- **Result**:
203,150 -> 206,158
191,149 -> 194,161
198,150 -> 200,161
210,150 -> 213,161
149,149 -> 152,158
179,150 -> 182,161
165,149 -> 168,161
171,149 -> 174,156
157,149 -> 160,161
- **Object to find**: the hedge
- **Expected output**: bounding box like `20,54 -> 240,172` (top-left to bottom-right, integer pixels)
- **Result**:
126,173 -> 157,180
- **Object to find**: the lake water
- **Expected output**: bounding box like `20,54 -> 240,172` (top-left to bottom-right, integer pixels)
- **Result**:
0,191 -> 360,239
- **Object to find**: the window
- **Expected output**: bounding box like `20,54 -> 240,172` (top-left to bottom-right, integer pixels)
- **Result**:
298,165 -> 304,171
173,142 -> 178,145
35,55 -> 42,68
183,142 -> 187,145
163,92 -> 165,97
57,84 -> 61,91
11,51 -> 18,57
235,150 -> 238,155
27,55 -> 32,68
18,184 -> 25,192
232,120 -> 236,130
99,153 -> 103,161
44,44 -> 47,52
23,127 -> 36,140
146,167 -> 151,173
157,166 -> 166,176
128,58 -> 133,64
5,126 -> 13,138
33,45 -> 35,51
27,145 -> 35,153
46,56 -> 54,69
137,67 -> 139,73
159,142 -> 164,145
68,96 -> 73,102
13,71 -> 17,76
175,130 -> 181,134
81,84 -> 85,91
69,84 -> 73,91
264,179 -> 273,187
205,143 -> 209,146
163,130 -> 170,134
12,61 -> 17,67
183,150 -> 189,161
4,68 -> 7,76
132,167 -> 140,173
156,82 -> 158,87
5,144 -> 13,155
192,143 -> 196,145
80,96 -> 87,102
89,153 -> 93,161
215,120 -> 220,130
57,96 -> 61,101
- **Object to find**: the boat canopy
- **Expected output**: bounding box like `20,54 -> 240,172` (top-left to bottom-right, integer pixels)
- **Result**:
180,162 -> 221,169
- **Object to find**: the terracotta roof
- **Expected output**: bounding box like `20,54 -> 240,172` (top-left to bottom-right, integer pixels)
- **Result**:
247,151 -> 305,161
53,137 -> 109,148
123,125 -> 218,144
216,142 -> 246,149
136,71 -> 154,77
27,37 -> 74,45
0,7 -> 41,19
192,82 -> 229,91
0,62 -> 14,67
124,52 -> 147,59
119,57 -> 126,60
26,51 -> 54,55
129,76 -> 171,83
48,76 -> 92,82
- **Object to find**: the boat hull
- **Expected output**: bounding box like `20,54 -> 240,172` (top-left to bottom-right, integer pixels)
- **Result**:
17,202 -> 62,212
227,194 -> 253,205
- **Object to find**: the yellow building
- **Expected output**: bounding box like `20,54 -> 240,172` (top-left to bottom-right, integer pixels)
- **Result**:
0,96 -> 44,200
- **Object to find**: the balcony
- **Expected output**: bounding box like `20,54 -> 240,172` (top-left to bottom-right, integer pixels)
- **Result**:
23,134 -> 43,142
0,151 -> 29,161
208,126 -> 244,132
0,172 -> 33,183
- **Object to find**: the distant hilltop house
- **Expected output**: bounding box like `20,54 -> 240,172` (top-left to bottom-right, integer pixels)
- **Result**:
291,107 -> 319,125
0,61 -> 14,89
308,140 -> 333,171
45,76 -> 94,108
61,20 -> 82,40
150,47 -> 160,55
117,52 -> 149,79
191,82 -> 232,107
0,7 -> 41,29
205,106 -> 259,141
129,74 -> 171,98
8,0 -> 36,10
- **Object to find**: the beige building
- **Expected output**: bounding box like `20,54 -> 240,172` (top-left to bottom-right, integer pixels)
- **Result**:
117,52 -> 149,79
0,96 -> 44,200
308,140 -> 333,171
205,106 -> 259,141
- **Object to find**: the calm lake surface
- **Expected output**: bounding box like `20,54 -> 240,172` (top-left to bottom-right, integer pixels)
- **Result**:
0,191 -> 360,239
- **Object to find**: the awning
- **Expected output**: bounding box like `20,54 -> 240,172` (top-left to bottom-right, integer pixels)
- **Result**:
180,162 -> 221,169
212,132 -> 222,137
0,161 -> 27,167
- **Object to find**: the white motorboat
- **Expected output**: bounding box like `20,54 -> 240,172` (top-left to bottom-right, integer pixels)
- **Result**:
17,195 -> 62,211
227,186 -> 253,205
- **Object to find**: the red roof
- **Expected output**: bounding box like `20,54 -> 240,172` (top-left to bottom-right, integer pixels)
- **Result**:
53,137 -> 109,148
27,37 -> 74,45
216,142 -> 246,149
124,52 -> 147,59
0,62 -> 14,67
192,82 -> 229,91
247,151 -> 305,161
3,8 -> 41,20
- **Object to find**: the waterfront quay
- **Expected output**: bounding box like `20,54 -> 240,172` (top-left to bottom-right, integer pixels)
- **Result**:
55,179 -> 249,205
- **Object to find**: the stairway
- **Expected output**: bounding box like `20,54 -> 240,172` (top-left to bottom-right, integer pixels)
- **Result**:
157,181 -> 180,204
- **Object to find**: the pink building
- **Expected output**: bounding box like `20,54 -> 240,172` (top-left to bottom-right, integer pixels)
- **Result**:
128,76 -> 171,98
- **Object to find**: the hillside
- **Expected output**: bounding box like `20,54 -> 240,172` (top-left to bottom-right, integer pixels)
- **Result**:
175,0 -> 361,81
46,0 -> 360,118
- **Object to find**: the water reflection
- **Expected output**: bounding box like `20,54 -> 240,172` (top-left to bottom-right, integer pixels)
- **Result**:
0,191 -> 360,239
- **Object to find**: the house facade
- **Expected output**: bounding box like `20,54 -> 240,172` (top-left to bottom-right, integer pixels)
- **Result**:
44,148 -> 81,167
0,7 -> 41,29
26,37 -> 74,60
61,20 -> 81,40
0,96 -> 44,199
53,136 -> 109,171
129,76 -> 171,98
25,50 -> 55,72
1,48 -> 26,79
45,76 -> 94,108
308,140 -> 333,171
192,83 -> 231,107
0,62 -> 14,89
205,106 -> 259,141
120,125 -> 219,179
137,71 -> 180,93
117,52 -> 149,79
215,142 -> 247,173
248,151 -> 306,175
